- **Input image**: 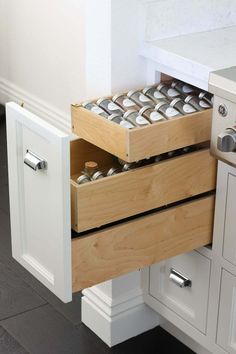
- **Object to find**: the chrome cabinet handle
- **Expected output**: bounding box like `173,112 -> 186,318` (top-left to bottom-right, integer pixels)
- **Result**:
169,268 -> 192,288
24,150 -> 47,171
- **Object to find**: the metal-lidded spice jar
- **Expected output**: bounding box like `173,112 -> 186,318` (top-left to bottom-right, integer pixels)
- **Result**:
185,95 -> 211,111
139,106 -> 166,123
199,92 -> 214,106
82,101 -> 109,118
92,171 -> 105,180
127,90 -> 155,108
112,94 -> 140,111
157,83 -> 182,100
107,167 -> 122,177
171,81 -> 197,96
76,174 -> 91,185
155,102 -> 182,120
83,161 -> 99,178
108,114 -> 135,129
142,87 -> 168,104
97,98 -> 124,115
122,162 -> 139,171
170,98 -> 197,115
124,110 -> 151,127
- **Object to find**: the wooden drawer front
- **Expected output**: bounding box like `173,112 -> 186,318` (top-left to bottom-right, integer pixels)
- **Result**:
72,195 -> 214,292
149,251 -> 211,333
72,105 -> 212,163
217,270 -> 236,353
71,140 -> 216,233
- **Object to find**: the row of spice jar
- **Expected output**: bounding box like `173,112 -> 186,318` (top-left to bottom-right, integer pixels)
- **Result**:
82,80 -> 213,129
76,144 -> 201,185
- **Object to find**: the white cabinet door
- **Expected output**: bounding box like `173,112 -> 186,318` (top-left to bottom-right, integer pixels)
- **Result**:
223,171 -> 236,266
217,270 -> 236,353
6,103 -> 72,303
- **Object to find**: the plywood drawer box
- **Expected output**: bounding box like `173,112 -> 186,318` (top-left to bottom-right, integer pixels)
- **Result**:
6,103 -> 215,303
71,139 -> 217,233
71,104 -> 212,163
72,195 -> 215,292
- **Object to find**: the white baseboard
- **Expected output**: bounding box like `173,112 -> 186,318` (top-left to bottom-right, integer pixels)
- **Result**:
82,289 -> 160,347
0,77 -> 71,133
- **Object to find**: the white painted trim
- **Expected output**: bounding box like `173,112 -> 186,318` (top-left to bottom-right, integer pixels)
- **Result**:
161,321 -> 213,354
82,294 -> 160,347
0,77 -> 71,133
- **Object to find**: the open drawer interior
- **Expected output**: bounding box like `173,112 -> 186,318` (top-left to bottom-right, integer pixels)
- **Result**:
70,139 -> 217,233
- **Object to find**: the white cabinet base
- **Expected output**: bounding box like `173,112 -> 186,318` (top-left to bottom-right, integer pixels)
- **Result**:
81,271 -> 160,347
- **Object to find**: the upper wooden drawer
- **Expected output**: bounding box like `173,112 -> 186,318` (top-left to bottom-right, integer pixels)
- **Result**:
71,104 -> 212,163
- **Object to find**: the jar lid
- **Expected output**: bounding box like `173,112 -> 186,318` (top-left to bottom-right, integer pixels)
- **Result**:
170,98 -> 182,107
139,105 -> 153,115
76,175 -> 91,185
185,95 -> 194,104
81,100 -> 94,108
97,97 -> 108,105
198,92 -> 206,100
112,93 -> 125,102
123,110 -> 138,118
92,171 -> 104,180
142,87 -> 153,95
155,101 -> 167,110
157,83 -> 166,91
127,90 -> 140,98
108,114 -> 122,121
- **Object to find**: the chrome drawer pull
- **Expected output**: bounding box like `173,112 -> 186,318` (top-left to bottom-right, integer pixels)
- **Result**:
169,268 -> 192,288
24,150 -> 47,171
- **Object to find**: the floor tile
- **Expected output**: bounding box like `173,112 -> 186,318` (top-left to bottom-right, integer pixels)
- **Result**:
0,261 -> 46,321
0,184 -> 9,215
113,327 -> 195,354
0,326 -> 28,354
0,210 -> 12,260
1,305 -> 102,354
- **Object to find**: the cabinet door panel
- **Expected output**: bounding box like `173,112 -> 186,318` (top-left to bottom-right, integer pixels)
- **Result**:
223,173 -> 236,266
217,270 -> 236,353
6,103 -> 72,303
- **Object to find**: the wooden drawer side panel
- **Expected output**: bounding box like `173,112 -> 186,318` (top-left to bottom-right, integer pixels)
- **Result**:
72,106 -> 129,160
72,195 -> 215,292
71,149 -> 216,233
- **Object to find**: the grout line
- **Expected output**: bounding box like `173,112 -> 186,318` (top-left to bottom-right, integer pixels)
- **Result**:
0,303 -> 48,323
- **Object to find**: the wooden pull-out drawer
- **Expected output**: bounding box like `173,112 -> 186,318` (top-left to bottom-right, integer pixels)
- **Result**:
71,139 -> 216,233
72,195 -> 215,292
6,102 -> 215,304
72,104 -> 212,163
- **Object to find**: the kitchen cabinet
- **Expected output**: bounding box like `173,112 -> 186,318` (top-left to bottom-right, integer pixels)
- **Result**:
6,82 -> 216,303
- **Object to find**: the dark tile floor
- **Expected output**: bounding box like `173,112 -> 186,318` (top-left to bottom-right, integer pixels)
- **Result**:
0,106 -> 194,353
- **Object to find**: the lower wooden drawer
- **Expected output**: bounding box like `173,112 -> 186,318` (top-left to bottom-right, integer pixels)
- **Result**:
70,139 -> 216,233
72,195 -> 215,292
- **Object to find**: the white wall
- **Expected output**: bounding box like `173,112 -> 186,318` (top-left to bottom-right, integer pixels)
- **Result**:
0,0 -> 86,131
144,0 -> 236,41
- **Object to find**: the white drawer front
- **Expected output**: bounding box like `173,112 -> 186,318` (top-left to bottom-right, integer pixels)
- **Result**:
217,270 -> 236,354
149,251 -> 211,333
6,103 -> 72,303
